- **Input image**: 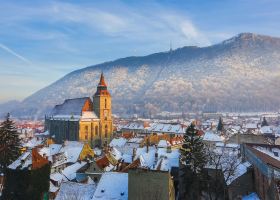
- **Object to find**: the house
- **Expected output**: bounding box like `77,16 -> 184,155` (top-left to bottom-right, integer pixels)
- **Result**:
242,143 -> 280,200
3,149 -> 50,199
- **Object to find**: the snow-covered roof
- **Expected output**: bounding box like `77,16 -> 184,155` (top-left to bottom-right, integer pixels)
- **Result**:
81,111 -> 99,121
215,142 -> 239,149
127,137 -> 143,144
51,115 -> 81,120
8,151 -> 31,170
158,140 -> 171,148
55,181 -> 96,200
109,138 -> 127,148
253,146 -> 280,161
62,161 -> 87,181
24,137 -> 44,148
92,172 -> 128,200
135,146 -> 179,170
39,144 -> 62,161
61,141 -> 84,163
226,161 -> 251,185
121,122 -> 145,130
34,130 -> 49,136
51,97 -> 90,116
147,123 -> 185,134
50,172 -> 65,184
245,123 -> 258,129
260,126 -> 273,134
49,181 -> 59,193
155,148 -> 180,171
136,146 -> 157,168
203,131 -> 223,142
110,147 -> 122,161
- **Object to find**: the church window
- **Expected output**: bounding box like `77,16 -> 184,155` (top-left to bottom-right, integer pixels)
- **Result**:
95,126 -> 98,136
105,99 -> 107,109
85,125 -> 88,140
105,125 -> 108,138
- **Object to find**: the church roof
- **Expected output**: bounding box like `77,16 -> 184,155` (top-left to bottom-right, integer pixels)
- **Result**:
51,97 -> 90,116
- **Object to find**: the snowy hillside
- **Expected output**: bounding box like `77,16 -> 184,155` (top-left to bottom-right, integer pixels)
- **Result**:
5,33 -> 280,118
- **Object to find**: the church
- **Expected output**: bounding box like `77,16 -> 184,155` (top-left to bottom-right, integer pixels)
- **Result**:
45,73 -> 113,147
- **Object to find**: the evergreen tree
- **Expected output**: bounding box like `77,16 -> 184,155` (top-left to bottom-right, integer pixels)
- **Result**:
180,123 -> 206,199
217,117 -> 223,132
261,117 -> 269,127
0,113 -> 21,172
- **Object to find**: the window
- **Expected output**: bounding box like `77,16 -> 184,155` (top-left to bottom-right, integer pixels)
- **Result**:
105,99 -> 107,108
105,125 -> 108,138
91,123 -> 93,139
95,126 -> 99,136
85,126 -> 88,140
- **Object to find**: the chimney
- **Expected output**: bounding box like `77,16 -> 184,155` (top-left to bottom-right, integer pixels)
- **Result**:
155,149 -> 158,164
132,148 -> 136,161
146,138 -> 150,153
167,146 -> 172,153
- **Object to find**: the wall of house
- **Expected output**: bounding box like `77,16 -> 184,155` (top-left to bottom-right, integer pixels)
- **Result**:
79,143 -> 94,160
253,167 -> 279,200
85,162 -> 103,182
79,120 -> 101,147
46,119 -> 79,143
228,134 -> 269,144
128,169 -> 175,200
228,169 -> 254,199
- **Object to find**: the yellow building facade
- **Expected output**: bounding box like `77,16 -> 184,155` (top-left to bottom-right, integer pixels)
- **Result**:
79,73 -> 113,147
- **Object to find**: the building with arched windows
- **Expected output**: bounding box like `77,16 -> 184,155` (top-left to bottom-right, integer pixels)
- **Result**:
45,73 -> 113,147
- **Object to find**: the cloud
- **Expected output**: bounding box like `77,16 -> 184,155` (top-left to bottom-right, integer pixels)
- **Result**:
0,1 -> 211,47
0,43 -> 31,64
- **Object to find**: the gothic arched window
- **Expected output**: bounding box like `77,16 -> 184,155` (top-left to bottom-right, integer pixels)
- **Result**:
105,125 -> 108,138
95,126 -> 98,136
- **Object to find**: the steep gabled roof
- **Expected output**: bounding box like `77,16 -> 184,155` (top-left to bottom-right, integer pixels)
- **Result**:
51,97 -> 91,116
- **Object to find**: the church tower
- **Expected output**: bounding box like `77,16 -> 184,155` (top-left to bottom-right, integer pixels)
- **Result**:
93,73 -> 112,146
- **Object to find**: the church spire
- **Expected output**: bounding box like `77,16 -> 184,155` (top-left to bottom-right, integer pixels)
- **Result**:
99,72 -> 107,87
94,72 -> 110,96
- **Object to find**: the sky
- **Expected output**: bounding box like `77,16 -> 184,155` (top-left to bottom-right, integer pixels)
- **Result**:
0,0 -> 280,103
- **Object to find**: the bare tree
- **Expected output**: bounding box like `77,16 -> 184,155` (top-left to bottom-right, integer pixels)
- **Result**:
202,145 -> 241,200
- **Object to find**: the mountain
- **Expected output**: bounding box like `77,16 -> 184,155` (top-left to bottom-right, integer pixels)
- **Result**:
6,33 -> 280,119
